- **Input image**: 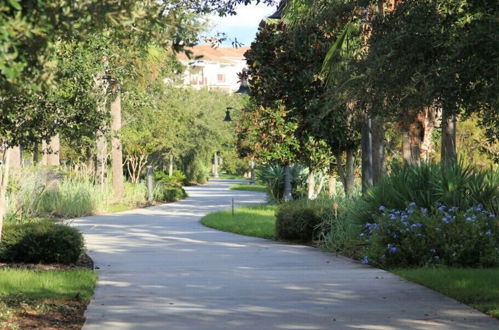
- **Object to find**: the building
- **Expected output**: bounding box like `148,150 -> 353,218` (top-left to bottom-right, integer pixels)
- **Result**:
177,45 -> 249,93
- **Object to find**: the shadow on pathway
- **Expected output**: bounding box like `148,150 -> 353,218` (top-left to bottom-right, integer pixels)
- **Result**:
73,179 -> 499,330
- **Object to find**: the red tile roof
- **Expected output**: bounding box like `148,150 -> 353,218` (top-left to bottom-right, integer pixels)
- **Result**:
177,45 -> 249,64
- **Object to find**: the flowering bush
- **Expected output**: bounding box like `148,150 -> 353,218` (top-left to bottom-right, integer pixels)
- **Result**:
361,203 -> 498,267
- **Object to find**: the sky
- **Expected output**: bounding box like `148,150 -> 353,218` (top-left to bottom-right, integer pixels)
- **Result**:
205,3 -> 277,47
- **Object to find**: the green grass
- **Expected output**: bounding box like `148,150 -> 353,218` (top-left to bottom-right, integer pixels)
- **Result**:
218,173 -> 247,180
201,204 -> 277,239
105,203 -> 135,213
393,267 -> 499,319
230,184 -> 267,193
0,269 -> 97,300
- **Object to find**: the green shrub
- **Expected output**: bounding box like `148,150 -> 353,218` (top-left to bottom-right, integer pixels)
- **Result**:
360,203 -> 498,268
153,184 -> 187,202
154,169 -> 187,186
275,199 -> 325,242
0,222 -> 84,264
182,155 -> 210,184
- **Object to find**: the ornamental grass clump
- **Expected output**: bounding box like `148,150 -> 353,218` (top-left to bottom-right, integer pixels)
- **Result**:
363,162 -> 499,222
361,203 -> 498,268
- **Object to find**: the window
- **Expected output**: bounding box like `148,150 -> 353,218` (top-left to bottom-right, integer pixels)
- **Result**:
217,74 -> 225,83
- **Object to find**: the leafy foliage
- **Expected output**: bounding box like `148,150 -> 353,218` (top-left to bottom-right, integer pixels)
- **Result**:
256,164 -> 306,202
275,199 -> 326,242
0,222 -> 84,264
154,170 -> 187,187
153,184 -> 187,203
365,162 -> 499,218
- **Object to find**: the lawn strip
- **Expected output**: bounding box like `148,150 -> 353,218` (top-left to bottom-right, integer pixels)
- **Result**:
393,267 -> 499,319
201,204 -> 277,239
0,268 -> 97,329
229,184 -> 267,193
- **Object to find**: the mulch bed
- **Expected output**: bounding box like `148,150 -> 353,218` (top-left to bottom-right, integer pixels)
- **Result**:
0,253 -> 94,271
2,299 -> 87,330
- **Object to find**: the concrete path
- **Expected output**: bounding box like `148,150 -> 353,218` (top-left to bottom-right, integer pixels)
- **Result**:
74,180 -> 499,330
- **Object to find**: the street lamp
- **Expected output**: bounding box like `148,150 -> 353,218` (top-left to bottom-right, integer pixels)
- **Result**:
268,0 -> 286,20
235,68 -> 250,95
224,107 -> 233,122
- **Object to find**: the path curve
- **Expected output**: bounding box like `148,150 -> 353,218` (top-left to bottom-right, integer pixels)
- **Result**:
74,180 -> 498,330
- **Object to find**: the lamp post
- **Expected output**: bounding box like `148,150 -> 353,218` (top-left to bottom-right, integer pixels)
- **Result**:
268,0 -> 286,20
235,68 -> 250,95
224,107 -> 233,122
212,151 -> 219,178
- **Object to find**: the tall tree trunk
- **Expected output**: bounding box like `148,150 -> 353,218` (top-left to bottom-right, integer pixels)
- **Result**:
402,110 -> 425,164
8,146 -> 21,169
110,86 -> 124,198
283,164 -> 293,201
41,136 -> 60,166
86,147 -> 94,176
328,175 -> 337,198
250,159 -> 255,183
0,149 -> 11,242
371,116 -> 385,185
93,70 -> 110,188
409,116 -> 422,164
212,152 -> 219,178
328,162 -> 337,198
402,128 -> 412,163
345,149 -> 355,196
334,150 -> 352,196
441,110 -> 457,165
96,130 -> 107,188
169,154 -> 174,177
41,140 -> 48,165
307,169 -> 315,200
420,106 -> 439,161
33,142 -> 40,165
361,115 -> 373,193
48,135 -> 60,166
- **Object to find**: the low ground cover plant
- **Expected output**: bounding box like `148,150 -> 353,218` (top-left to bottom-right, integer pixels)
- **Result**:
314,163 -> 499,265
360,203 -> 498,268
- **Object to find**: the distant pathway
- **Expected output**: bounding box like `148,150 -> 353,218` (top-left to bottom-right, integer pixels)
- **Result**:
74,179 -> 499,330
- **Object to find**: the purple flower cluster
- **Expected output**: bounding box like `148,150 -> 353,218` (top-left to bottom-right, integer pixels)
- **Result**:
361,202 -> 498,267
463,204 -> 496,221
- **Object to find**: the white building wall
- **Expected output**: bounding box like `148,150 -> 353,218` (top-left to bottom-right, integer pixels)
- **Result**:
181,59 -> 247,93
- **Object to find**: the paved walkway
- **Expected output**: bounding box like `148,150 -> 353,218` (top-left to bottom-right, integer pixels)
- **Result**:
74,180 -> 498,330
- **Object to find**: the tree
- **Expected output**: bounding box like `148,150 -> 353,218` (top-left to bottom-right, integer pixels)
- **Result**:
239,104 -> 300,200
363,0 -> 498,168
0,0 -> 267,240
